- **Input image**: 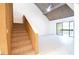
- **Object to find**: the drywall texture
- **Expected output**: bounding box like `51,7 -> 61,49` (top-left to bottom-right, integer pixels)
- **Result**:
13,3 -> 50,35
46,4 -> 74,21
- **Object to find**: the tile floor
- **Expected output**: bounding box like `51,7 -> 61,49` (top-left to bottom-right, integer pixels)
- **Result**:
38,34 -> 74,55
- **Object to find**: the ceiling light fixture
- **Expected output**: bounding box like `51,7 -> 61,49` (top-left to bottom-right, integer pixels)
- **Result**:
47,3 -> 54,12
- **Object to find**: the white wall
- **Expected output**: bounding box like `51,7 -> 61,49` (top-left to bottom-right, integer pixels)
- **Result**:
49,17 -> 74,35
67,3 -> 74,11
13,3 -> 50,35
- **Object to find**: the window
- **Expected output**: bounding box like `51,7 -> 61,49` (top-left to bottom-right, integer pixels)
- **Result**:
56,22 -> 63,35
69,21 -> 74,37
63,22 -> 69,36
56,21 -> 74,37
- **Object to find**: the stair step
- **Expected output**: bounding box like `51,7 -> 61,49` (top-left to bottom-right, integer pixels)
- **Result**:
12,39 -> 31,48
12,28 -> 26,30
12,31 -> 28,34
13,24 -> 24,26
12,38 -> 30,43
12,49 -> 35,55
12,35 -> 29,39
12,44 -> 32,54
12,37 -> 29,41
15,50 -> 35,55
12,33 -> 27,37
12,37 -> 29,42
13,26 -> 24,29
12,42 -> 32,50
12,30 -> 27,33
13,25 -> 24,26
13,26 -> 24,28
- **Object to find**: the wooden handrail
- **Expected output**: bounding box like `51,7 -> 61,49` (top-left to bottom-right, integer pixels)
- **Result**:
23,16 -> 39,54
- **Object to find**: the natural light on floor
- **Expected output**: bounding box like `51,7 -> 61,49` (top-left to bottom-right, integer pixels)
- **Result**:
38,35 -> 74,55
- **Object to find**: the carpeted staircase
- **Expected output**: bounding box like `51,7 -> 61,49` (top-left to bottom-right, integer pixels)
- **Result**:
11,23 -> 35,55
